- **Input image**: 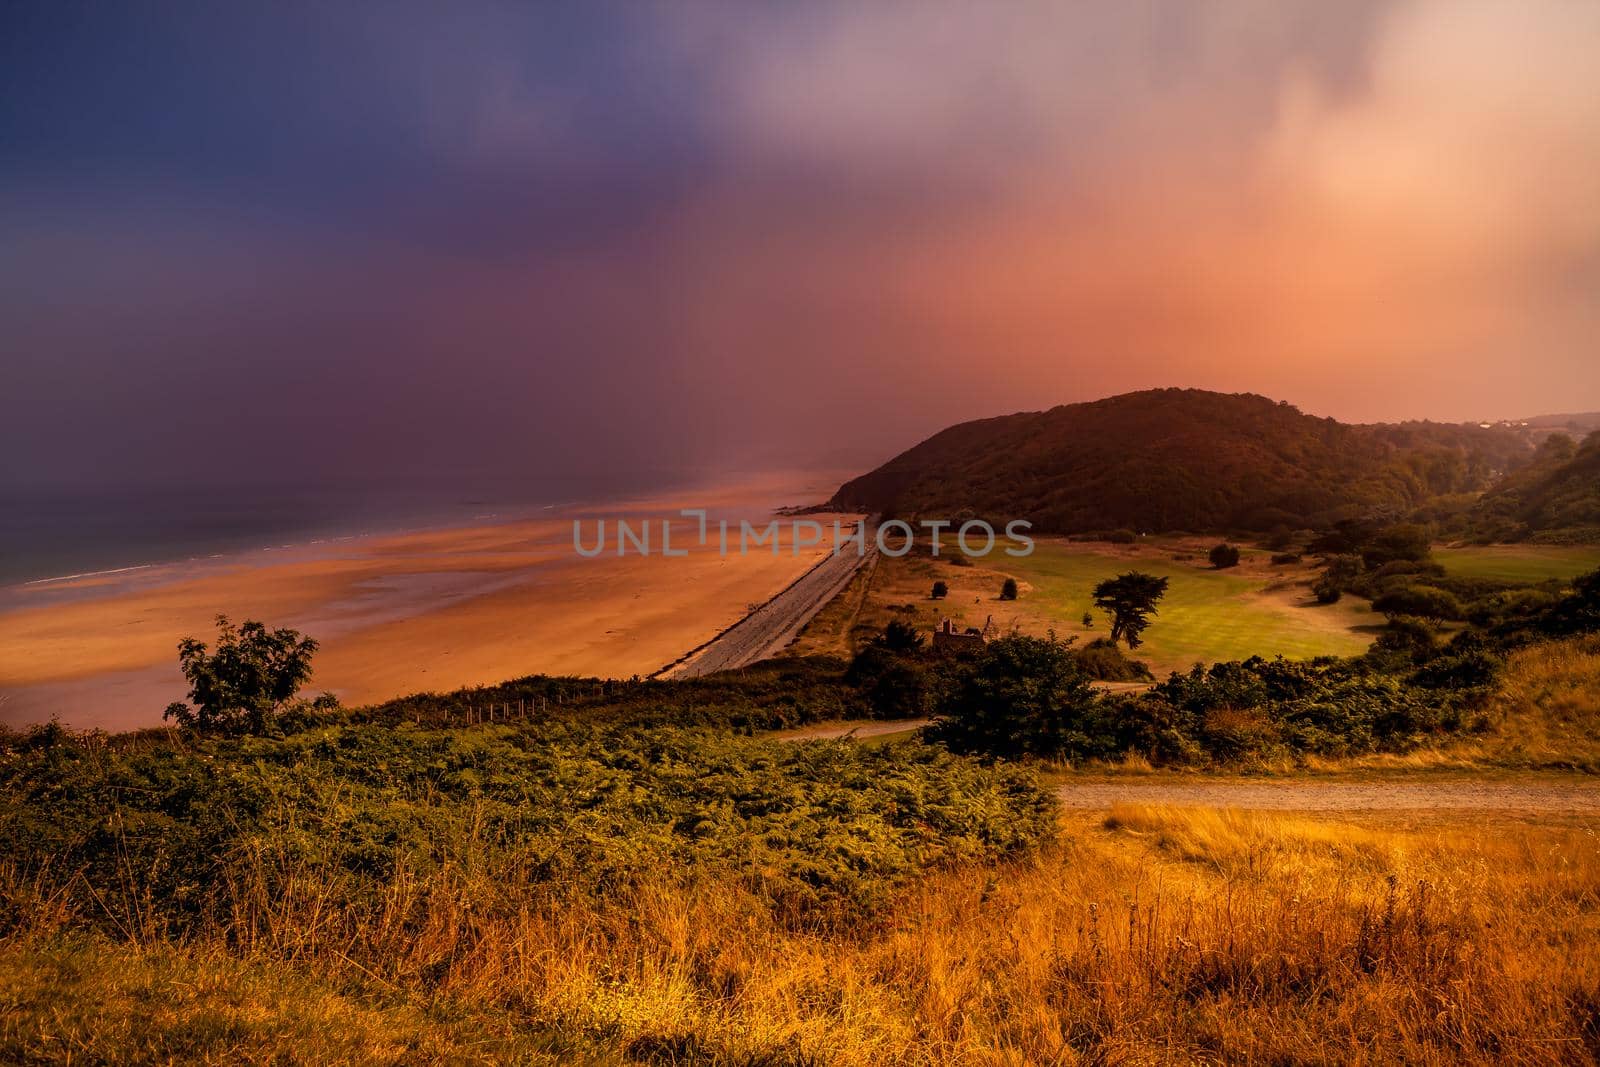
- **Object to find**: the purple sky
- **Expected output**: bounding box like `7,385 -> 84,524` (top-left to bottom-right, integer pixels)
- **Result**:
4,1 -> 1598,499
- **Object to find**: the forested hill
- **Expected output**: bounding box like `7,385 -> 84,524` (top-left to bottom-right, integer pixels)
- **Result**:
1467,430 -> 1600,544
831,389 -> 1531,534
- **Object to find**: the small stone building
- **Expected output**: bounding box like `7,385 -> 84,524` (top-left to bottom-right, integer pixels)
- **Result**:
932,615 -> 992,652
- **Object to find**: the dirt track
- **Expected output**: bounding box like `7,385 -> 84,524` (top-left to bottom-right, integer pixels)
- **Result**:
661,521 -> 876,678
1055,779 -> 1600,812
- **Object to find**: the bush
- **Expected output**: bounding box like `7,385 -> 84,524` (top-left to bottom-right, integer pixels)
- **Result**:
1313,553 -> 1365,604
1367,616 -> 1438,667
1271,553 -> 1302,565
1074,638 -> 1153,682
999,577 -> 1019,601
1209,543 -> 1241,569
1361,524 -> 1433,567
1372,585 -> 1465,622
1107,529 -> 1137,544
931,580 -> 948,600
0,722 -> 1059,924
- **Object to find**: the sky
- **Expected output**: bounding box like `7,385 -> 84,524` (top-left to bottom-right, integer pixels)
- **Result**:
3,1 -> 1599,499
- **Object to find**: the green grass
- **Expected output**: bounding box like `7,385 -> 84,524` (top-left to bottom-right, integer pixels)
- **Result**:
994,542 -> 1376,673
1433,545 -> 1600,584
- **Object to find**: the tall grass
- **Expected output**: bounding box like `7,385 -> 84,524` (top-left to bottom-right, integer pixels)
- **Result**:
5,803 -> 1597,1064
1485,634 -> 1600,770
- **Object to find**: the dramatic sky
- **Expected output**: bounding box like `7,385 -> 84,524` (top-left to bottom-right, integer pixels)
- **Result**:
3,1 -> 1598,495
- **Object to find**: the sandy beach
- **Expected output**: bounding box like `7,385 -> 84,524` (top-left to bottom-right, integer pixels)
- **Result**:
0,471 -> 857,732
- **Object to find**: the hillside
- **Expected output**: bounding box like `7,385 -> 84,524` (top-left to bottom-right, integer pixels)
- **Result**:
831,389 -> 1529,534
1468,430 -> 1600,543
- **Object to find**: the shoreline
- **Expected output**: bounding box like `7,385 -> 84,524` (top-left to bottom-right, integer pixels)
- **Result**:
0,470 -> 857,732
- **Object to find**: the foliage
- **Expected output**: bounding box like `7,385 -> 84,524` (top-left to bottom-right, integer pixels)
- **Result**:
998,577 -> 1018,601
1134,656 -> 1463,761
1313,553 -> 1365,604
1372,585 -> 1465,622
162,616 -> 330,735
1465,430 -> 1600,543
350,655 -> 863,733
1092,571 -> 1169,648
931,579 -> 948,600
0,722 -> 1056,929
831,389 -> 1531,534
6,805 -> 1597,1064
1072,638 -> 1152,682
924,635 -> 1102,758
1209,543 -> 1241,569
873,620 -> 925,653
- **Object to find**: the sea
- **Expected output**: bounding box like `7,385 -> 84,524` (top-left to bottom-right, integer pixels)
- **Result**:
0,474 -> 679,589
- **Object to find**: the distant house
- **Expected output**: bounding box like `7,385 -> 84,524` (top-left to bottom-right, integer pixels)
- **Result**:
932,615 -> 994,652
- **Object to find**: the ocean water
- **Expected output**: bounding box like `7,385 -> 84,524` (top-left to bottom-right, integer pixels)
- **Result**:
0,475 -> 676,588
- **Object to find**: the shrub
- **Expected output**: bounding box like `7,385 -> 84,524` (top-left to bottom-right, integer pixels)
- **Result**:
1107,529 -> 1137,544
0,723 -> 1059,924
1372,585 -> 1465,622
1209,543 -> 1241,569
1371,615 -> 1439,662
1074,638 -> 1153,682
999,578 -> 1019,601
1361,524 -> 1433,567
931,580 -> 948,600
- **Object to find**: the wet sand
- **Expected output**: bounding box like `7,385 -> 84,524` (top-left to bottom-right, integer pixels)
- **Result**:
0,472 -> 856,732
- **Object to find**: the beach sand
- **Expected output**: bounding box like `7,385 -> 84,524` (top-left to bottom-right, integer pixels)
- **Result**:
0,472 -> 857,732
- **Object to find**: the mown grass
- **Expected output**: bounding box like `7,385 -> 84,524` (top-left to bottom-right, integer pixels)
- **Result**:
4,803 -> 1597,1064
856,539 -> 1375,673
996,541 -> 1375,665
1434,545 -> 1600,584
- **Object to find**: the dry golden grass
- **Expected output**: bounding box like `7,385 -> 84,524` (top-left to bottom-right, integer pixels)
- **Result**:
1482,635 -> 1600,770
5,803 -> 1599,1064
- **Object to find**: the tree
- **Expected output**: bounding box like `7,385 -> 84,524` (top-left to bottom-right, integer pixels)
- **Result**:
931,580 -> 948,600
1209,543 -> 1241,569
999,578 -> 1019,601
1081,611 -> 1094,628
926,634 -> 1103,757
1361,524 -> 1432,568
848,621 -> 936,718
1092,572 -> 1169,648
871,619 -> 925,653
163,615 -> 325,734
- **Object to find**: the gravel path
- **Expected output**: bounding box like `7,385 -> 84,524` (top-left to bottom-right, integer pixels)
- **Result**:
661,521 -> 875,678
1056,779 -> 1600,812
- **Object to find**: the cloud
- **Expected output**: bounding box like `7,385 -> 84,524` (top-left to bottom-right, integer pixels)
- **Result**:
3,1 -> 1598,496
